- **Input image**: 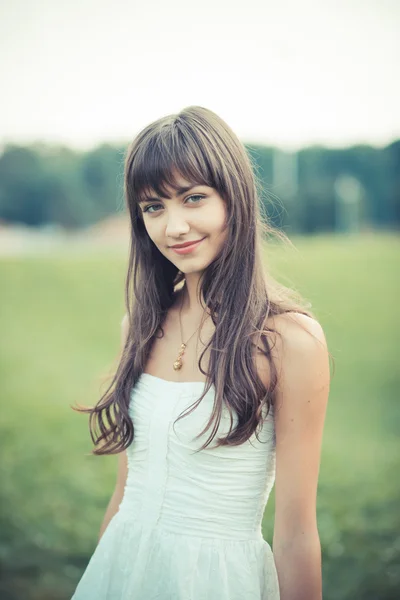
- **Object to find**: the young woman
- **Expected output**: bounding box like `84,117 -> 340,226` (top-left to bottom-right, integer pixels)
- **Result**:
72,106 -> 331,600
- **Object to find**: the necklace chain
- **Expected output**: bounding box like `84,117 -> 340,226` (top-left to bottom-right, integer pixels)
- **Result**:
173,289 -> 209,371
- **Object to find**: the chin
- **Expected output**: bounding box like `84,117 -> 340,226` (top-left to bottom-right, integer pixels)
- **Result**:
180,259 -> 214,274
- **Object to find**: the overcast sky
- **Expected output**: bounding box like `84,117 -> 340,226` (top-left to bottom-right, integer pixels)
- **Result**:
1,0 -> 399,151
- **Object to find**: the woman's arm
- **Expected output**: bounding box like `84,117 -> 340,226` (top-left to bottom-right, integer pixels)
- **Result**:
98,314 -> 130,541
266,312 -> 330,600
98,450 -> 128,541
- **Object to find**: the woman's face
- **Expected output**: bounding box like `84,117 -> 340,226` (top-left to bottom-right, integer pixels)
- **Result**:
138,174 -> 228,275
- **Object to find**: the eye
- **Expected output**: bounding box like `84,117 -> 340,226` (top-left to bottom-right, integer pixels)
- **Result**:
185,194 -> 204,205
142,194 -> 204,214
142,203 -> 162,214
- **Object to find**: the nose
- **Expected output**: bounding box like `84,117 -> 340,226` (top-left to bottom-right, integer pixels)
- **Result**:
165,208 -> 191,238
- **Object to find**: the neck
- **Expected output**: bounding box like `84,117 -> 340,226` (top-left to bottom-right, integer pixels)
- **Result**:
179,273 -> 207,317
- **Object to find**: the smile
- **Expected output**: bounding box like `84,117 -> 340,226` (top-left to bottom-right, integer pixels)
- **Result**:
170,237 -> 205,255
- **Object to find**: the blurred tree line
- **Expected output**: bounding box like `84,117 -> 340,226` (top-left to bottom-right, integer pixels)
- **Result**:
0,139 -> 399,232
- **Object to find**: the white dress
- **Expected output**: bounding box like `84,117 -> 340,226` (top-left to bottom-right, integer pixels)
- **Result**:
72,373 -> 280,599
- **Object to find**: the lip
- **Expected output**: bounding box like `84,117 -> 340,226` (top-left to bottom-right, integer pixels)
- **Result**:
170,237 -> 205,255
170,238 -> 205,249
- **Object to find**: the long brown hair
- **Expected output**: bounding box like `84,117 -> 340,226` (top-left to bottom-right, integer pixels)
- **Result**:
76,105 -> 320,456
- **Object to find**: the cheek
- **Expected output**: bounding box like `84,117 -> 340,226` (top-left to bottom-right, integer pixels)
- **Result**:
210,207 -> 228,237
143,220 -> 159,244
143,229 -> 161,253
203,202 -> 227,231
207,212 -> 229,252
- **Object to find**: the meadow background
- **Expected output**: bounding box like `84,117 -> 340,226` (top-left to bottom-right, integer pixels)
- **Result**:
0,231 -> 399,600
1,2 -> 399,598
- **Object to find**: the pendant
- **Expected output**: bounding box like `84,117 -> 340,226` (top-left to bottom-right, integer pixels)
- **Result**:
173,343 -> 186,371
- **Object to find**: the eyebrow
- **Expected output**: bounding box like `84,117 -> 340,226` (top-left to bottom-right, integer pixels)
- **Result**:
138,184 -> 201,204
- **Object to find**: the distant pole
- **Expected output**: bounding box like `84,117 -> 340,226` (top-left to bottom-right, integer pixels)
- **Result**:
333,174 -> 363,233
272,149 -> 299,231
272,149 -> 298,199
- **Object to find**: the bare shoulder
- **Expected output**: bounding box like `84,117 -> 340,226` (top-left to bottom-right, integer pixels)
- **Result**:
255,311 -> 329,392
267,310 -> 326,343
121,312 -> 129,332
267,312 -> 328,369
121,313 -> 130,349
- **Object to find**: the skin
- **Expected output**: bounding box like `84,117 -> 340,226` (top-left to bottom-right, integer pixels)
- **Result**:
259,312 -> 329,599
99,174 -> 229,538
138,172 -> 229,317
100,173 -> 330,599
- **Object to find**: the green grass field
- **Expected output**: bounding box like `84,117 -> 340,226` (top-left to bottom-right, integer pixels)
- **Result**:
0,232 -> 399,600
